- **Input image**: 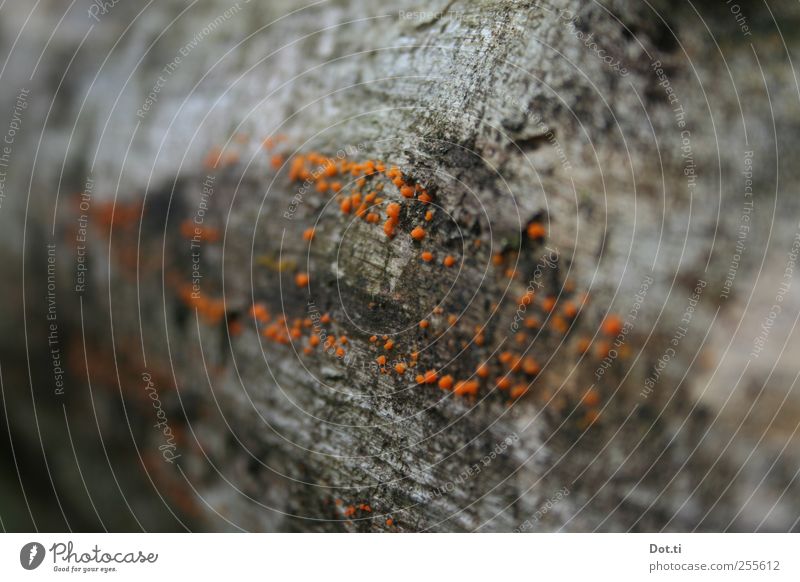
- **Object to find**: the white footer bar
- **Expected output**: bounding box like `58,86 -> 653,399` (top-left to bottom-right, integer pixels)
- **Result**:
0,533 -> 795,580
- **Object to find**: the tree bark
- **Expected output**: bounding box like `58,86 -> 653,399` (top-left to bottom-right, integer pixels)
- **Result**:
1,0 -> 799,532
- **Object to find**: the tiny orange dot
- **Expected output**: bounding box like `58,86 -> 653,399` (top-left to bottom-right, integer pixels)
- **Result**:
498,351 -> 514,365
583,389 -> 600,407
524,316 -> 539,329
522,357 -> 540,376
510,384 -> 528,399
602,315 -> 623,336
520,290 -> 535,306
496,377 -> 512,390
526,222 -> 546,240
421,251 -> 434,262
550,315 -> 568,334
453,379 -> 479,396
443,255 -> 456,267
410,226 -> 426,241
595,341 -> 611,357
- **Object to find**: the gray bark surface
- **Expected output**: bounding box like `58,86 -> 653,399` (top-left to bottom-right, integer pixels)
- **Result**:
1,0 -> 799,532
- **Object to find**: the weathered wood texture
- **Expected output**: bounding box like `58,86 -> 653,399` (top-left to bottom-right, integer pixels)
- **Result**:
1,0 -> 799,531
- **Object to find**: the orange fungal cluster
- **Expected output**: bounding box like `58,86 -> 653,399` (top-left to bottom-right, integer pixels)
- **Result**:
160,139 -> 632,431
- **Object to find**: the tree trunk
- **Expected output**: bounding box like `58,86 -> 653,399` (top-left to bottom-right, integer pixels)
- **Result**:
1,0 -> 799,532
